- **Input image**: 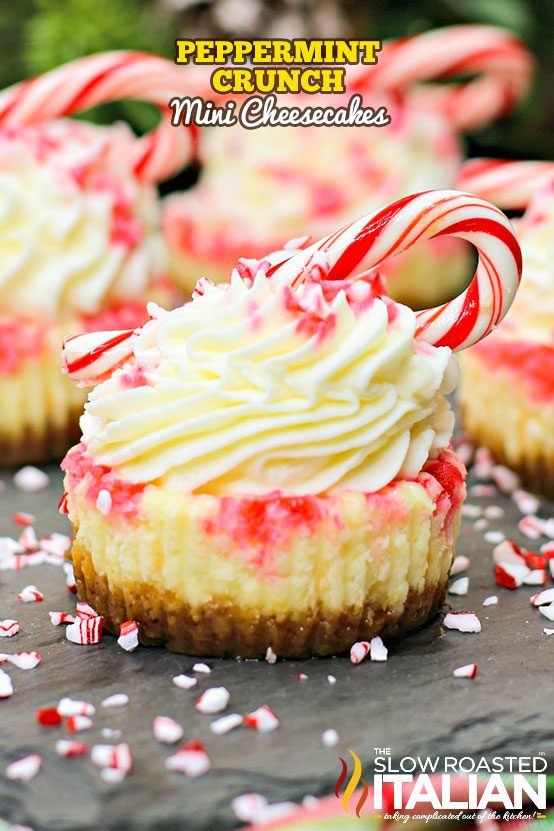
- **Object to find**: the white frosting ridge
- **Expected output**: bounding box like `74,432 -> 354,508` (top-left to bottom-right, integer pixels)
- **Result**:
0,120 -> 165,319
80,268 -> 456,495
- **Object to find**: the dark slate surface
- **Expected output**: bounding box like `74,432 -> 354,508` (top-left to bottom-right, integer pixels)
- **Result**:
0,462 -> 553,831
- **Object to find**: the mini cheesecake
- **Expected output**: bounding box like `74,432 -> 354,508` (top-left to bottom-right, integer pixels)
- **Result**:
61,259 -> 465,658
0,120 -> 175,465
163,98 -> 468,309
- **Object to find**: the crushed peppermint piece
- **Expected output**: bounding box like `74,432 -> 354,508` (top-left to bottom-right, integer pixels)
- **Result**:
0,620 -> 20,638
474,447 -> 494,480
461,504 -> 482,519
16,584 -> 43,603
12,512 -> 35,526
91,743 -> 132,775
6,754 -> 41,781
67,715 -> 93,733
195,686 -> 230,715
448,577 -> 469,596
209,713 -> 243,735
18,526 -> 37,551
49,612 -> 75,626
513,489 -> 540,515
100,766 -> 127,783
523,569 -> 546,586
539,604 -> 554,622
327,675 -> 336,685
493,540 -> 527,567
57,697 -> 95,717
484,505 -> 504,519
6,651 -> 41,670
101,728 -> 121,740
495,562 -> 529,590
350,641 -> 370,665
450,555 -> 470,576
474,518 -> 488,531
244,704 -> 279,733
63,562 -> 76,593
519,516 -> 544,540
165,740 -> 210,778
14,466 -> 49,492
322,729 -> 339,747
41,712 -> 66,742
453,663 -> 478,679
484,531 -> 505,544
173,674 -> 197,690
153,716 -> 184,744
0,668 -> 13,698
370,636 -> 388,662
56,740 -> 88,758
265,646 -> 277,664
490,464 -> 519,493
483,596 -> 498,607
232,793 -> 268,823
192,662 -> 211,674
531,589 -> 554,607
96,489 -> 112,515
443,612 -> 481,633
296,673 -> 308,681
544,628 -> 554,636
66,616 -> 103,645
117,620 -> 139,652
76,601 -> 99,619
102,693 -> 129,708
469,484 -> 496,498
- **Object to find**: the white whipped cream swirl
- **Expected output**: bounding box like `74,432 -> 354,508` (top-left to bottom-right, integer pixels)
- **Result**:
0,120 -> 165,319
80,266 -> 457,496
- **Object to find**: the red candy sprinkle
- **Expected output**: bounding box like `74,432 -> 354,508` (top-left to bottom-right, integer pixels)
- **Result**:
56,740 -> 88,758
244,705 -> 280,733
36,707 -> 62,727
12,512 -> 35,526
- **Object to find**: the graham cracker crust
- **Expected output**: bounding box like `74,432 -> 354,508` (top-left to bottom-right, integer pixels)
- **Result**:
0,410 -> 83,467
71,537 -> 449,658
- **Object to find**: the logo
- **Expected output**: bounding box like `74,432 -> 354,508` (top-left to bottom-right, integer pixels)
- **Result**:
335,749 -> 549,822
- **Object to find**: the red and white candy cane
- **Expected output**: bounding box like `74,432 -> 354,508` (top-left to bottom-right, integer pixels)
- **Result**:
456,159 -> 554,211
265,189 -> 522,352
349,25 -> 533,132
63,329 -> 136,386
0,51 -> 195,183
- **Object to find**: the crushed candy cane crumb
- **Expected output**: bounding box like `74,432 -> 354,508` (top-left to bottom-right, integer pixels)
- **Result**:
443,612 -> 481,633
453,663 -> 478,679
153,716 -> 184,744
196,687 -> 230,715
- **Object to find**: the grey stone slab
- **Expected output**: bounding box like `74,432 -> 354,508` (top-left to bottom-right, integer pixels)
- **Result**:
0,463 -> 552,830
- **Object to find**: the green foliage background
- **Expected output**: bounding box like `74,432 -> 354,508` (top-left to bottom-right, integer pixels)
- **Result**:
1,0 -> 552,174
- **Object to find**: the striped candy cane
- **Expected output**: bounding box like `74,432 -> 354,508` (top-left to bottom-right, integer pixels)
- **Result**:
63,190 -> 522,382
456,159 -> 554,211
0,51 -> 195,183
348,25 -> 533,132
63,329 -> 136,386
265,190 -> 522,352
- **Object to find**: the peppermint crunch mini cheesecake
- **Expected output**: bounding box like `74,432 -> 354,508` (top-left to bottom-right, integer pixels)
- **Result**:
60,190 -> 522,657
